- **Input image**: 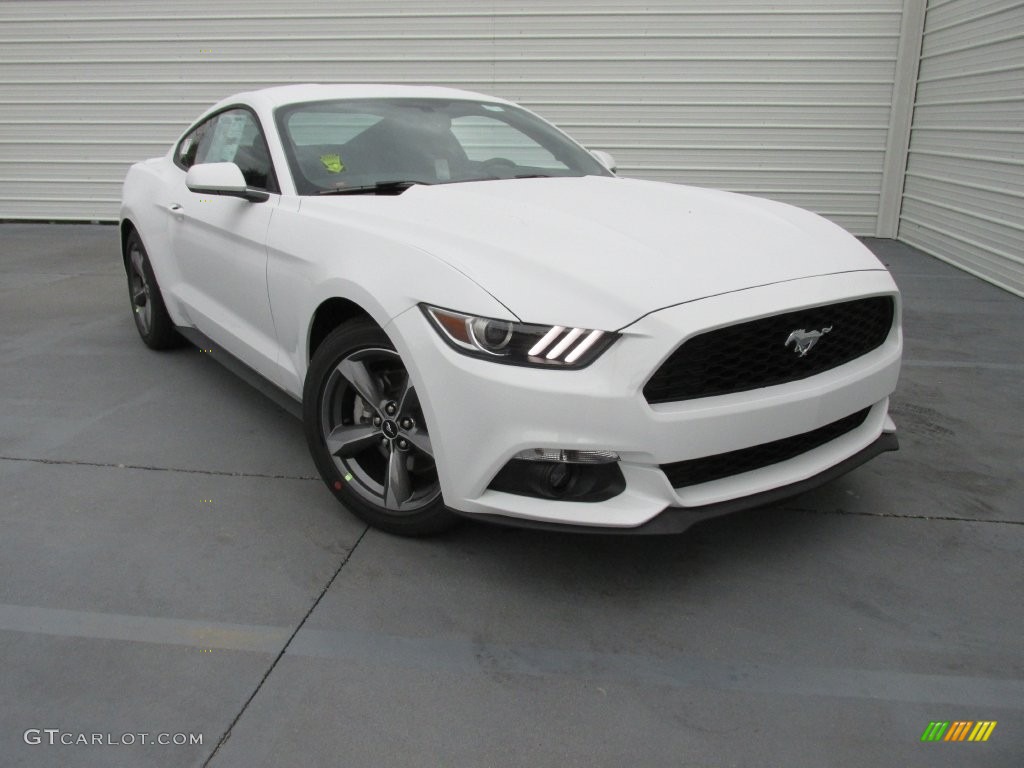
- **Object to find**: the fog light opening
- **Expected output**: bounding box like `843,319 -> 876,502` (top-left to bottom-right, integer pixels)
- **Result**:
488,454 -> 626,503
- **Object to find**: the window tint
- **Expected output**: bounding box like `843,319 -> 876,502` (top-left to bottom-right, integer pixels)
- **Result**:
177,108 -> 277,192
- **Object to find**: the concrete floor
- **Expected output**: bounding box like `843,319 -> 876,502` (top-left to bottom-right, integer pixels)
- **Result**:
1,224 -> 1021,767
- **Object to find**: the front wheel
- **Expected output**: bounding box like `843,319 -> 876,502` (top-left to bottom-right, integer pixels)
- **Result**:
303,320 -> 457,536
124,230 -> 180,350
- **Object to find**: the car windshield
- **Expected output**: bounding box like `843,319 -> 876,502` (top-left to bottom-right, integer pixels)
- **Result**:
274,97 -> 612,195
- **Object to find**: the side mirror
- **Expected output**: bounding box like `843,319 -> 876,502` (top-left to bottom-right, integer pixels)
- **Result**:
590,150 -> 617,174
185,162 -> 269,202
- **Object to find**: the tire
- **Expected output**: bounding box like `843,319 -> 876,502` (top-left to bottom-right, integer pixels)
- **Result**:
124,230 -> 181,350
303,319 -> 458,536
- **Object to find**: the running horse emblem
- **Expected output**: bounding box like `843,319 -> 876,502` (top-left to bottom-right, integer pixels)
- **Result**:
785,326 -> 833,357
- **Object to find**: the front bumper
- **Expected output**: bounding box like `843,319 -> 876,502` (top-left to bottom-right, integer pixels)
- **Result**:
470,431 -> 898,534
387,270 -> 901,531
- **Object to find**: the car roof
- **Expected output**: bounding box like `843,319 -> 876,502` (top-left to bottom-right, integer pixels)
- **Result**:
212,83 -> 515,112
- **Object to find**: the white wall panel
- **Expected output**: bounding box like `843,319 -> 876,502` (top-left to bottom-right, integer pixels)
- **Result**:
900,0 -> 1024,296
0,0 -> 904,232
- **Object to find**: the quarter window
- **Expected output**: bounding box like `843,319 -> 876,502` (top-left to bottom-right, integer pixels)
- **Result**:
175,120 -> 210,170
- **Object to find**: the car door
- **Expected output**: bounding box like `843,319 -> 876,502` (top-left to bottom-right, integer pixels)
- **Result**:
169,107 -> 281,377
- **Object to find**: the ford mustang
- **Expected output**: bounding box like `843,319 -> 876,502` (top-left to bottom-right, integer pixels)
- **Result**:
120,84 -> 901,536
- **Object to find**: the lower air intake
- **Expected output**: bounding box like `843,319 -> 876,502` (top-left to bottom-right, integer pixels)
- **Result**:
661,408 -> 871,489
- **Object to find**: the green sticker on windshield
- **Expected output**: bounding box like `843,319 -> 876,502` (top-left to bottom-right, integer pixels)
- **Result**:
320,154 -> 344,173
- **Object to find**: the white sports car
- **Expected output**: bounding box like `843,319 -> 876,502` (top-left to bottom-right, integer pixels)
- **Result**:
120,84 -> 901,536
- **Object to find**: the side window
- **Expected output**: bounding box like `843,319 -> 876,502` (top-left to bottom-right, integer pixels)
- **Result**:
179,108 -> 278,192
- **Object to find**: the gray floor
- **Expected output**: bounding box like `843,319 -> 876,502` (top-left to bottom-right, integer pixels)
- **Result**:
1,225 -> 1021,767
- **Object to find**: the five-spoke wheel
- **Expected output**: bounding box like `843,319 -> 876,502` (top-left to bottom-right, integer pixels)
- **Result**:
304,320 -> 456,535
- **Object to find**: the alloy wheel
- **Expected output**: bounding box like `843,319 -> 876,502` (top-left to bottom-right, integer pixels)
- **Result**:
319,347 -> 440,514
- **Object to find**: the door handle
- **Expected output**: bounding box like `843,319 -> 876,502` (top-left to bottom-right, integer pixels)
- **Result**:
167,203 -> 184,218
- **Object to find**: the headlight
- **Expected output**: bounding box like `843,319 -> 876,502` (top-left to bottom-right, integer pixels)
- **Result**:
422,305 -> 617,368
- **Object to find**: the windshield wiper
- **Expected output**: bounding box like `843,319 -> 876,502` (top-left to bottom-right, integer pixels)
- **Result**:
318,180 -> 428,196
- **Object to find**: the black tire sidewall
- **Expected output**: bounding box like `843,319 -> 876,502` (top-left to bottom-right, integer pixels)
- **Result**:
125,231 -> 180,350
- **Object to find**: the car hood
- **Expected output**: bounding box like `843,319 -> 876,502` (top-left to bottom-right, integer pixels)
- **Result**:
305,176 -> 887,330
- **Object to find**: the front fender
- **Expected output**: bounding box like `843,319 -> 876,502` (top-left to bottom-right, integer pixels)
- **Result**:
265,203 -> 513,398
120,157 -> 193,326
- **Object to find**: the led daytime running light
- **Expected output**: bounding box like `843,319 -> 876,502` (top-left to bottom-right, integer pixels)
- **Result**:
529,327 -> 606,364
424,305 -> 615,368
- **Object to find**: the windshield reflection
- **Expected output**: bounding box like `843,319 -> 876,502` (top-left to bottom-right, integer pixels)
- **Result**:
275,98 -> 611,195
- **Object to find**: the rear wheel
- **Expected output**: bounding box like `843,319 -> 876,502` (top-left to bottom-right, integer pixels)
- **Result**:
124,230 -> 180,350
303,320 -> 457,536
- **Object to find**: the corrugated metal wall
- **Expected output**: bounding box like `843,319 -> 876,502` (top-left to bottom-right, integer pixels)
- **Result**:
900,0 -> 1024,297
0,0 -> 904,233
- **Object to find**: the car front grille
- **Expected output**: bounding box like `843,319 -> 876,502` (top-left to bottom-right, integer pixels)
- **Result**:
660,407 -> 871,489
643,296 -> 895,404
